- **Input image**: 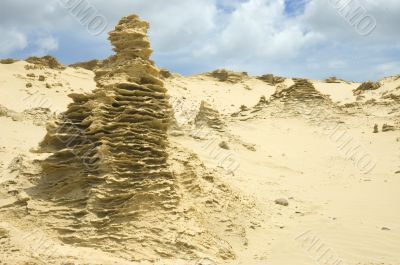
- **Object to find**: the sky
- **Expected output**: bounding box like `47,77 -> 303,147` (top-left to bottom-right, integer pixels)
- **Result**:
0,0 -> 399,81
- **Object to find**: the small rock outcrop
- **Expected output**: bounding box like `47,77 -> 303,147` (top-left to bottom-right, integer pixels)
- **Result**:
70,59 -> 102,71
195,101 -> 225,131
25,55 -> 65,70
275,198 -> 289,207
159,68 -> 173,79
207,69 -> 248,83
325,76 -> 341,83
382,124 -> 396,132
253,96 -> 268,110
353,81 -> 381,95
271,78 -> 329,103
381,86 -> 400,101
0,58 -> 18,64
257,74 -> 285,85
0,104 -> 50,124
373,124 -> 379,133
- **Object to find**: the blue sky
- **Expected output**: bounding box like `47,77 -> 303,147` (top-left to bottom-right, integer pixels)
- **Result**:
0,0 -> 399,81
284,0 -> 308,16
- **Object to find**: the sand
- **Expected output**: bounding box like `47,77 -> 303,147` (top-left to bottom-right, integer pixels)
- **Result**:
0,14 -> 399,265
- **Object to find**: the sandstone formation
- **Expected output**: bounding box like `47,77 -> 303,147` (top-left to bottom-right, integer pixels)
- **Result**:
70,59 -> 103,71
25,55 -> 65,70
30,14 -> 250,262
382,124 -> 396,132
0,58 -> 18,64
374,124 -> 379,133
0,104 -> 50,125
271,78 -> 329,104
325,76 -> 341,83
381,86 -> 400,101
0,11 -> 400,265
353,81 -> 381,95
257,73 -> 285,85
207,69 -> 248,83
253,95 -> 268,110
195,101 -> 225,132
159,68 -> 173,79
36,12 -> 175,250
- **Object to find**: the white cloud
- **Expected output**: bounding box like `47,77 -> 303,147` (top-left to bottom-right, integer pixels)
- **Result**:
33,36 -> 59,56
194,0 -> 321,70
0,28 -> 28,55
0,0 -> 399,80
375,62 -> 400,76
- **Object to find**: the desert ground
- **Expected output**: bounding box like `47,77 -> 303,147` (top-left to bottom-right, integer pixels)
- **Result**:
0,15 -> 399,265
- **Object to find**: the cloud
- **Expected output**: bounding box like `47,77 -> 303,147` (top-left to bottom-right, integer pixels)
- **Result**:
375,62 -> 400,77
328,60 -> 346,69
0,28 -> 28,55
0,0 -> 398,81
33,36 -> 59,56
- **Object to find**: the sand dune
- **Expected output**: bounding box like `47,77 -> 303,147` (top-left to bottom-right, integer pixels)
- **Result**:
0,14 -> 399,265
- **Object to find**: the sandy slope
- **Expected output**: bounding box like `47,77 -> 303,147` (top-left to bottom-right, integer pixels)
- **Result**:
0,59 -> 399,265
166,72 -> 400,265
0,61 -> 96,170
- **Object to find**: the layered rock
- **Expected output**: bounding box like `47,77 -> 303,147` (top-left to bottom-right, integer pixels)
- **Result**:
271,78 -> 329,103
159,68 -> 173,79
257,73 -> 285,85
207,69 -> 248,83
353,81 -> 381,95
25,55 -> 65,70
36,14 -> 178,251
33,15 -> 250,262
325,76 -> 341,83
195,101 -> 225,131
381,85 -> 400,101
70,59 -> 103,71
382,124 -> 396,132
259,78 -> 339,119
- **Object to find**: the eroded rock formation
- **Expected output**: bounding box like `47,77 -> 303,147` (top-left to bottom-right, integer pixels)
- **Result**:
353,81 -> 381,95
262,78 -> 338,119
325,76 -> 341,83
207,69 -> 248,83
32,14 -> 252,262
195,101 -> 225,132
25,55 -> 65,70
70,59 -> 103,71
271,78 -> 329,104
0,58 -> 18,64
257,74 -> 285,85
36,12 -> 178,246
